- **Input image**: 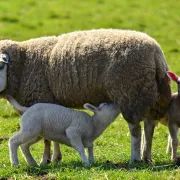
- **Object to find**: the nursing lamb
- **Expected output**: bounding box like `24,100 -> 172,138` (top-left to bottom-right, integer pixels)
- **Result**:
7,95 -> 119,166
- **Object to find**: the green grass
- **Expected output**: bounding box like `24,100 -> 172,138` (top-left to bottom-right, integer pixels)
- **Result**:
0,0 -> 180,179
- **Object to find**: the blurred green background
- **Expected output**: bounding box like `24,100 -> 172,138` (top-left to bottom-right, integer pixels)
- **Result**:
0,0 -> 179,179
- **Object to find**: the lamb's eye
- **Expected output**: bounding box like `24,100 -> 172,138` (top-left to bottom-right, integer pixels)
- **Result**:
0,62 -> 5,69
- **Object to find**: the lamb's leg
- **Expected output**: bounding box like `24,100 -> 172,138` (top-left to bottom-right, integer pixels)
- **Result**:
128,122 -> 141,164
9,131 -> 38,166
51,142 -> 62,163
141,119 -> 155,163
168,123 -> 179,160
88,143 -> 94,164
66,128 -> 89,166
166,134 -> 172,154
40,139 -> 51,165
9,132 -> 21,166
20,137 -> 42,166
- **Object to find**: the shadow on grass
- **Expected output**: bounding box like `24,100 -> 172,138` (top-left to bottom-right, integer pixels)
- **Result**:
19,160 -> 180,177
1,160 -> 179,179
103,160 -> 180,172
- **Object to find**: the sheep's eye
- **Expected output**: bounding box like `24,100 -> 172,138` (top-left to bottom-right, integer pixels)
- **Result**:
0,62 -> 5,70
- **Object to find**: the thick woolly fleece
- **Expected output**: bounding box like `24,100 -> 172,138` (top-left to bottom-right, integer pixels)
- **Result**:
0,29 -> 171,123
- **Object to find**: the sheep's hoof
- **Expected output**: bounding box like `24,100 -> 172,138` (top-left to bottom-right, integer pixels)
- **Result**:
175,157 -> 180,166
29,163 -> 39,167
142,158 -> 154,165
129,159 -> 142,166
51,156 -> 62,163
40,158 -> 51,166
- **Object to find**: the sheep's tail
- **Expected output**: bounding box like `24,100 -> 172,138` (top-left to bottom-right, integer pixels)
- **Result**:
6,95 -> 28,114
150,45 -> 172,119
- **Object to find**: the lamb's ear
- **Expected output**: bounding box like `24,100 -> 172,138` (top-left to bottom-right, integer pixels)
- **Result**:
83,103 -> 98,112
167,71 -> 180,83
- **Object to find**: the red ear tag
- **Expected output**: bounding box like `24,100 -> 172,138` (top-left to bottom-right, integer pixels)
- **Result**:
167,71 -> 179,83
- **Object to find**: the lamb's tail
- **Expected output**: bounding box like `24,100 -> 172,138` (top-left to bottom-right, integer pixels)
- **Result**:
6,95 -> 28,114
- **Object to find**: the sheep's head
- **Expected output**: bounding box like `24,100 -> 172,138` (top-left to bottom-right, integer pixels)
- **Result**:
0,40 -> 21,96
167,71 -> 180,94
0,53 -> 9,92
83,103 -> 119,122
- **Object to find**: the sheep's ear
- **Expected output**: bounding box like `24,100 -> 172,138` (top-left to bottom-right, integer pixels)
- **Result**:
0,53 -> 9,64
83,103 -> 97,112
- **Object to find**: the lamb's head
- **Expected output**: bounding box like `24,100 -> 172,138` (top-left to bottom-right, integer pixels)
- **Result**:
0,53 -> 8,92
83,103 -> 119,123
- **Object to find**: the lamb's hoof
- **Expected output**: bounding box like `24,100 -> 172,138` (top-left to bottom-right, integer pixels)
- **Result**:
83,162 -> 90,167
11,163 -> 19,168
89,159 -> 95,164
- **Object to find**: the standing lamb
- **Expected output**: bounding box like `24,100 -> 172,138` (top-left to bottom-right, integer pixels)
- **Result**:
7,95 -> 119,166
0,29 -> 171,164
142,71 -> 180,164
161,71 -> 180,162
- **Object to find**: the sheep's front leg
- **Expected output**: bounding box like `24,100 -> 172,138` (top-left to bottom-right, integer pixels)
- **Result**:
128,122 -> 141,164
168,123 -> 179,160
40,139 -> 51,165
88,143 -> 94,164
141,119 -> 155,163
66,128 -> 89,166
51,142 -> 62,163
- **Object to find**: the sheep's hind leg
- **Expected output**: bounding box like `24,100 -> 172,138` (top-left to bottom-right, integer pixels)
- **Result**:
40,139 -> 51,165
141,119 -> 155,164
166,134 -> 172,154
51,142 -> 62,163
20,137 -> 42,166
128,122 -> 141,165
66,128 -> 89,166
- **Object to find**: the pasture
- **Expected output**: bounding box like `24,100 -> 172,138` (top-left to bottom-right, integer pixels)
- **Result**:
0,0 -> 179,179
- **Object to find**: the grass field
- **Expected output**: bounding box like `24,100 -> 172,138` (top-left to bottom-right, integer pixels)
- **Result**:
0,0 -> 180,179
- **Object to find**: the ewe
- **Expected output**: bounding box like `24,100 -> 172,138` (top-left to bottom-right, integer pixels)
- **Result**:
0,29 -> 171,164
